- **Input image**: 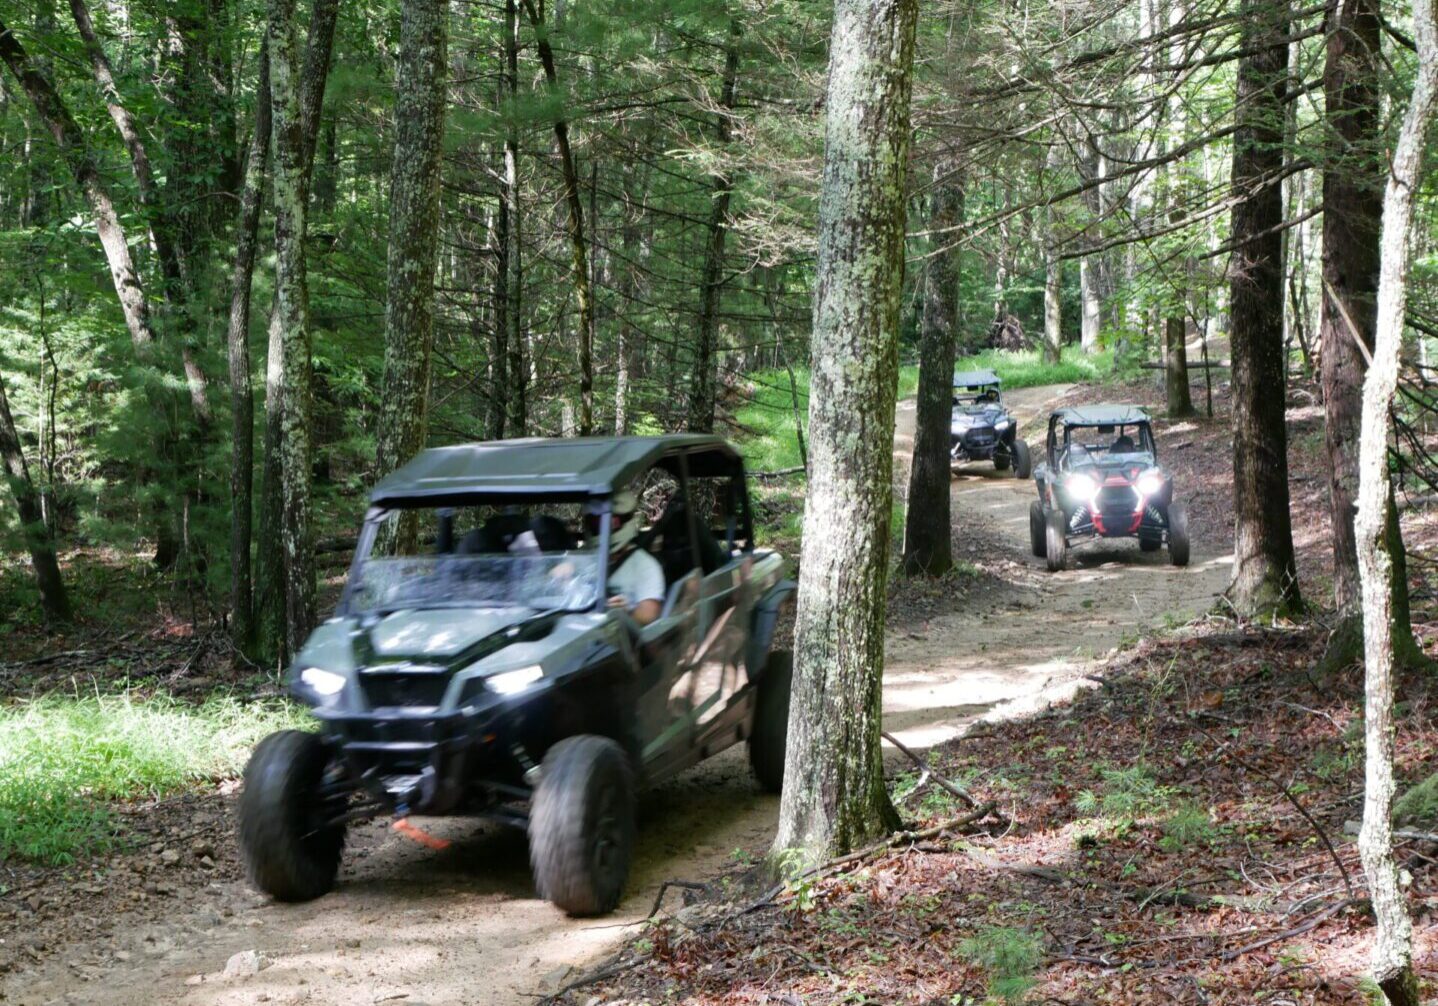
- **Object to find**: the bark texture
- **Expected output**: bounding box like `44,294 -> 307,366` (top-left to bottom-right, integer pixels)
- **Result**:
1226,0 -> 1301,618
902,173 -> 961,577
376,0 -> 446,487
1319,0 -> 1383,618
255,0 -> 339,659
502,0 -> 525,437
770,0 -> 916,863
687,17 -> 741,434
267,0 -> 316,655
1164,315 -> 1195,417
0,370 -> 69,623
226,43 -> 271,652
1355,3 -> 1437,999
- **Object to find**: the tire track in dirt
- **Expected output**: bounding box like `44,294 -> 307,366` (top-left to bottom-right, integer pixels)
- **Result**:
6,384 -> 1230,1006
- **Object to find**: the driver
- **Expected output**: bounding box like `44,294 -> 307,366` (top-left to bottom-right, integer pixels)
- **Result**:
587,491 -> 664,626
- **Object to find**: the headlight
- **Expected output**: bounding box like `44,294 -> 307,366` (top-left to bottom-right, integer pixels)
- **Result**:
1136,470 -> 1164,496
299,667 -> 346,697
994,419 -> 1011,431
1064,473 -> 1099,500
486,665 -> 544,695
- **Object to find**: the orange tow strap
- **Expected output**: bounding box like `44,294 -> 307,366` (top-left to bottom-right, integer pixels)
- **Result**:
392,817 -> 452,850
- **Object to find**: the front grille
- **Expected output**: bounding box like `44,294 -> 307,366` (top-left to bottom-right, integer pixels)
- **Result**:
363,674 -> 450,709
1096,484 -> 1137,517
963,427 -> 996,449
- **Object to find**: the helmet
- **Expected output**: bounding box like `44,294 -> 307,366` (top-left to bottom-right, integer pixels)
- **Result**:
609,490 -> 641,551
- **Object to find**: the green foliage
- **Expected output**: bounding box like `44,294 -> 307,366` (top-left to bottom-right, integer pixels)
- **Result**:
1074,764 -> 1178,823
958,926 -> 1044,1003
1394,771 -> 1438,828
0,693 -> 307,864
1158,801 -> 1219,852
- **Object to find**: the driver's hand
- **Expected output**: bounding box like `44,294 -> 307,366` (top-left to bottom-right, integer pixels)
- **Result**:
606,594 -> 629,609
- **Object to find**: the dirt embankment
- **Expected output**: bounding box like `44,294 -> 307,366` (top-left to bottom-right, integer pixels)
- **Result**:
2,384 -> 1231,1006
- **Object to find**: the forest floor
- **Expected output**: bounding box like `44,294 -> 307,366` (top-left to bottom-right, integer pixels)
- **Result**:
8,373 -> 1429,1006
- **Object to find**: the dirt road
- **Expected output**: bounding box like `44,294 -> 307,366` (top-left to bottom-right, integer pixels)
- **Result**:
8,385 -> 1230,1006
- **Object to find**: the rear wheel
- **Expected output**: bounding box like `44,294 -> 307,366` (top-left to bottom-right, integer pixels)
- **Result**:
529,735 -> 635,916
748,649 -> 792,793
1012,440 -> 1032,479
1167,502 -> 1190,567
237,730 -> 346,903
1045,509 -> 1068,572
1028,502 -> 1046,558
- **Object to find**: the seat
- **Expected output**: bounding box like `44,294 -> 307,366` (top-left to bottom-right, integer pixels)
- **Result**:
1110,435 -> 1136,454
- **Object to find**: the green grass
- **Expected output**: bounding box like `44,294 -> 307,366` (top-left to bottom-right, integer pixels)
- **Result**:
0,693 -> 308,865
953,345 -> 1115,389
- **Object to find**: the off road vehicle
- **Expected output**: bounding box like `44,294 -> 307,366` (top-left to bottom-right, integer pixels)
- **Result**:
1028,405 -> 1189,572
950,369 -> 1031,478
237,435 -> 794,916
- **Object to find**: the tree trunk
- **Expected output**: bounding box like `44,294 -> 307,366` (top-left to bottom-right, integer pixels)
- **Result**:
1354,3 -> 1436,999
0,370 -> 69,623
687,16 -> 741,434
0,18 -> 155,350
1226,0 -> 1301,618
489,160 -> 509,440
770,0 -> 916,864
255,0 -> 339,660
1079,140 -> 1107,353
226,42 -> 270,654
376,0 -> 446,500
267,0 -> 316,655
1320,0 -> 1383,620
522,0 -> 593,435
902,172 -> 961,577
502,0 -> 525,438
1164,315 -> 1195,417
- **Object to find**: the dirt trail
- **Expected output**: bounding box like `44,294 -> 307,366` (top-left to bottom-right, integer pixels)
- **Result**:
7,385 -> 1231,1006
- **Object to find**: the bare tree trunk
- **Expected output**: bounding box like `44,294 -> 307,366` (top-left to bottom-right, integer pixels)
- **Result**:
687,16 -> 740,434
1320,0 -> 1383,622
376,0 -> 446,499
1226,0 -> 1302,618
902,171 -> 961,577
0,370 -> 69,623
1165,315 -> 1194,417
489,158 -> 509,440
770,0 -> 916,864
1354,4 -> 1437,1000
523,0 -> 593,435
226,43 -> 270,653
267,0 -> 316,655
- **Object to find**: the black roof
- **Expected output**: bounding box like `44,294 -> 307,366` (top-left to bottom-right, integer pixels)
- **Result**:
369,435 -> 739,506
1051,404 -> 1151,426
953,369 -> 1001,388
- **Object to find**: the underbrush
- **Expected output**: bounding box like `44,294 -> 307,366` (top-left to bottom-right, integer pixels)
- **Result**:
0,693 -> 305,865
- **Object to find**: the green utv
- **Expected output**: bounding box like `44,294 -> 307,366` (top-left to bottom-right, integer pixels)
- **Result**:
238,436 -> 795,916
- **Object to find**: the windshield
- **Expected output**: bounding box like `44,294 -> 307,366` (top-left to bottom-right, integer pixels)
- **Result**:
953,387 -> 1001,408
346,551 -> 600,614
1061,422 -> 1155,463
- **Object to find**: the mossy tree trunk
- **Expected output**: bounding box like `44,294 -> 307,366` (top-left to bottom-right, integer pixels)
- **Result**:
1164,315 -> 1195,418
376,0 -> 446,548
267,0 -> 316,656
769,0 -> 916,865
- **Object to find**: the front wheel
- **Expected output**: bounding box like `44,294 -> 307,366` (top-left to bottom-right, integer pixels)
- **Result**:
1012,440 -> 1032,479
993,450 -> 1010,472
749,650 -> 792,793
1167,502 -> 1191,567
1045,509 -> 1068,572
529,735 -> 635,916
237,730 -> 346,902
1028,502 -> 1047,558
